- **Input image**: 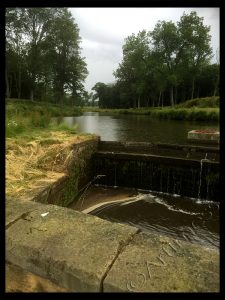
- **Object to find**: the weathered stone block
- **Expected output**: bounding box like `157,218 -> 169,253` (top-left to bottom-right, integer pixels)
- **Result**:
104,232 -> 219,292
6,198 -> 138,292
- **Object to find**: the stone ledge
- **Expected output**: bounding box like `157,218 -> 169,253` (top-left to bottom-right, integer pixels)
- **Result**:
6,198 -> 219,292
6,198 -> 138,292
104,232 -> 219,292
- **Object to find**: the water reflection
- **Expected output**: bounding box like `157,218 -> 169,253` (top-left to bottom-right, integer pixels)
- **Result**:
54,112 -> 219,144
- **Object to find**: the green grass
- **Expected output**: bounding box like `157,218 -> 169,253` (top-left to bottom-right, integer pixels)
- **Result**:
6,98 -> 81,138
6,98 -> 82,117
151,107 -> 219,121
175,96 -> 219,108
82,97 -> 219,121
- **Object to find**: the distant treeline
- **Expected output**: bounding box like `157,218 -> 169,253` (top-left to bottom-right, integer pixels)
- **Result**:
6,9 -> 219,109
91,12 -> 219,109
5,8 -> 88,105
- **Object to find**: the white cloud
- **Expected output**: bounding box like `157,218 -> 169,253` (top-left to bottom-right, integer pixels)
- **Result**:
70,7 -> 219,92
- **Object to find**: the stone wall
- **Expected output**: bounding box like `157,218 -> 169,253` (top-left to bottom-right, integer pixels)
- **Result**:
34,138 -> 99,207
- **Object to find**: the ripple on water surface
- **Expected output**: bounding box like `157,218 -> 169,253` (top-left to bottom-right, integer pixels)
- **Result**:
90,191 -> 219,249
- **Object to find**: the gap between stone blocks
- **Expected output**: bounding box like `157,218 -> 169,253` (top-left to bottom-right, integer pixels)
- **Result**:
99,228 -> 141,292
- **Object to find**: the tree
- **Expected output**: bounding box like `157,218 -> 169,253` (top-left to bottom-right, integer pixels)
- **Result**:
114,30 -> 152,108
92,82 -> 108,108
177,11 -> 212,99
5,8 -> 88,104
196,64 -> 220,97
5,8 -> 26,99
150,21 -> 181,106
22,8 -> 57,100
112,11 -> 215,108
213,48 -> 220,96
45,8 -> 88,104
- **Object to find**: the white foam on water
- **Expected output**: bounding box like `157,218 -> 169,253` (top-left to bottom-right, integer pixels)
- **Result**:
153,197 -> 202,216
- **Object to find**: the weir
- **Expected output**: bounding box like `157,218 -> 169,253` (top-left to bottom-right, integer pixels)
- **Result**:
92,141 -> 219,201
6,139 -> 220,292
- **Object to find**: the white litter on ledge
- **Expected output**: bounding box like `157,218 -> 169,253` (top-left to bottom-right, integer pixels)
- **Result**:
41,212 -> 49,217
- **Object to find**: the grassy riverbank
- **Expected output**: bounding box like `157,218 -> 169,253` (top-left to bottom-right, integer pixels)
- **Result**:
6,98 -> 82,116
6,98 -> 96,200
6,98 -> 82,138
83,97 -> 219,121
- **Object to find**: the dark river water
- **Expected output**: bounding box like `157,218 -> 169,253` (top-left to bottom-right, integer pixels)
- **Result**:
57,112 -> 219,249
54,112 -> 219,144
89,190 -> 219,249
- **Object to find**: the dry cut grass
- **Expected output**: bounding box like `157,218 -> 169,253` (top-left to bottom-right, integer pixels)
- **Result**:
6,131 -> 95,200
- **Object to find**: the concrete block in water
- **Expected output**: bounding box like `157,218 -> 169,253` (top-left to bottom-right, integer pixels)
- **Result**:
188,130 -> 219,144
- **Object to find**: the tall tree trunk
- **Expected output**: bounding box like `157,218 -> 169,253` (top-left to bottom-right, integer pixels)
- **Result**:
30,89 -> 34,101
170,86 -> 174,106
18,68 -> 21,99
174,86 -> 177,105
30,72 -> 35,100
158,91 -> 161,107
146,96 -> 150,107
59,83 -> 64,105
161,92 -> 164,107
182,88 -> 186,102
5,68 -> 10,98
191,78 -> 195,99
152,97 -> 155,107
137,95 -> 140,108
14,72 -> 18,98
197,86 -> 200,98
213,75 -> 219,96
9,76 -> 12,98
14,68 -> 22,99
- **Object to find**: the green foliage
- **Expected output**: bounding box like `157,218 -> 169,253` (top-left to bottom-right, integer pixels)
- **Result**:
82,102 -> 219,122
5,8 -> 88,104
99,11 -> 218,109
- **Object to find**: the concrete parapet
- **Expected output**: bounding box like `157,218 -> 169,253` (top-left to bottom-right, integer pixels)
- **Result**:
6,198 -> 219,292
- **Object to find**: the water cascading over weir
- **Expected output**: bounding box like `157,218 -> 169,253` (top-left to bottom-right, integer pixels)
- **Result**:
92,141 -> 219,201
6,139 -> 220,292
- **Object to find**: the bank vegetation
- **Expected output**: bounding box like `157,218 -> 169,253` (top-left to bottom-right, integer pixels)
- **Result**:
6,99 -> 96,201
83,96 -> 219,121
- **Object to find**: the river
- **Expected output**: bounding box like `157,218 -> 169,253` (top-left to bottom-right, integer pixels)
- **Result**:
54,112 -> 219,144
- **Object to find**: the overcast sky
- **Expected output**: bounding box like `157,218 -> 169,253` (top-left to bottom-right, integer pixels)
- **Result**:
70,8 -> 219,93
